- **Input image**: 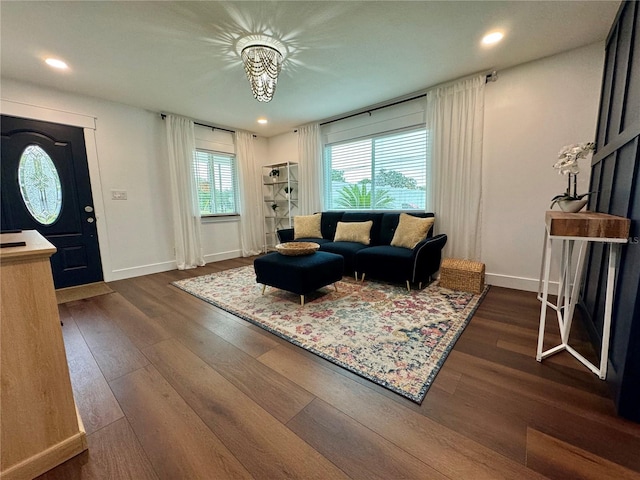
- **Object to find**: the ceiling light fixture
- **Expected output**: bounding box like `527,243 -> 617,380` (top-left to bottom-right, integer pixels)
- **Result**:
482,31 -> 504,45
257,118 -> 268,124
237,35 -> 287,103
45,58 -> 69,69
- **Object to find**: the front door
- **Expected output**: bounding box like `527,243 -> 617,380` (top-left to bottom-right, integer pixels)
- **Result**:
1,115 -> 103,288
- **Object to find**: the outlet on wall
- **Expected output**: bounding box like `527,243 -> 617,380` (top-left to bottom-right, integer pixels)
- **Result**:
111,190 -> 127,200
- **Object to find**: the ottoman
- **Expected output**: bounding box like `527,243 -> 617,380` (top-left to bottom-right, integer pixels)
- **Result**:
254,251 -> 344,305
439,258 -> 485,294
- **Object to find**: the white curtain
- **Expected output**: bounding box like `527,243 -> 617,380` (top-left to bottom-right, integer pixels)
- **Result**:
235,130 -> 263,256
426,75 -> 485,260
165,115 -> 205,269
297,123 -> 323,214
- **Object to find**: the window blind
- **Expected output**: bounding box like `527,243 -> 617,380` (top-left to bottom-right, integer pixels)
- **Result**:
193,150 -> 238,215
324,128 -> 428,210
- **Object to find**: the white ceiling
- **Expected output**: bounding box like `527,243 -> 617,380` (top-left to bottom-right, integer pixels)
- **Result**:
1,1 -> 619,137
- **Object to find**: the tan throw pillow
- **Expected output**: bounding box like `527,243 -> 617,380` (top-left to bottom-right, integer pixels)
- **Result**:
390,214 -> 435,249
294,213 -> 322,239
333,221 -> 373,245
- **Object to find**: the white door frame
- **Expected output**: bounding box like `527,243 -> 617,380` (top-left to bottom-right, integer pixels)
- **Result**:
0,99 -> 113,282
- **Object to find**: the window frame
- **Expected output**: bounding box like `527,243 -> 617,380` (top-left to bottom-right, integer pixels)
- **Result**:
323,126 -> 429,212
193,148 -> 239,218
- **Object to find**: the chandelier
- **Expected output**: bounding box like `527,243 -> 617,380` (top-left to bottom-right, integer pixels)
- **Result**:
238,36 -> 286,103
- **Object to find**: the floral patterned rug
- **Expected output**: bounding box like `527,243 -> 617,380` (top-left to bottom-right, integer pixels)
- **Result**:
172,266 -> 488,403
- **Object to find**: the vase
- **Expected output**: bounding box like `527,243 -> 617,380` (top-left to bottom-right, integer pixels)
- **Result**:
558,198 -> 588,213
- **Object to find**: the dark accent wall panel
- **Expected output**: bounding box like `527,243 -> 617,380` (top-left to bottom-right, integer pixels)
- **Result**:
621,8 -> 640,130
607,8 -> 634,140
584,0 -> 640,422
597,28 -> 616,145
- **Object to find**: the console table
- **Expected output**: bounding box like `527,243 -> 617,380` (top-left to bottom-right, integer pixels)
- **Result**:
1,230 -> 87,479
536,212 -> 630,379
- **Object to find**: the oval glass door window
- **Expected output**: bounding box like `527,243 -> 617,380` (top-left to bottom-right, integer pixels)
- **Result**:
18,145 -> 63,225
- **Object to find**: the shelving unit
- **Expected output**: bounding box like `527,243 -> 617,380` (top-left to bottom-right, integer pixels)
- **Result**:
263,162 -> 298,252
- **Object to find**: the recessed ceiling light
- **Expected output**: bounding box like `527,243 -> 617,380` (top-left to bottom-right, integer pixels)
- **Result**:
45,58 -> 69,69
482,32 -> 504,45
257,118 -> 268,124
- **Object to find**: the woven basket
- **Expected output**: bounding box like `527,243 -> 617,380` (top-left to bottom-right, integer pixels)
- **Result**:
439,258 -> 485,294
275,242 -> 320,256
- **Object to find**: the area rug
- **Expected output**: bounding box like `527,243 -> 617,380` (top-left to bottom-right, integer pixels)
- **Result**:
172,266 -> 488,403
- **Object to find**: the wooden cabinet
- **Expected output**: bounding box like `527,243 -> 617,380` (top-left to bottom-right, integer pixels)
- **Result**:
1,230 -> 87,479
263,162 -> 298,251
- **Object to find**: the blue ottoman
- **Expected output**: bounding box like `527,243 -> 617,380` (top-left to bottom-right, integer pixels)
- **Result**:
254,251 -> 344,305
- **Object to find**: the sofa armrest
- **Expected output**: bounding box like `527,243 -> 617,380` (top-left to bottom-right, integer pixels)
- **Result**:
277,228 -> 294,243
413,234 -> 447,256
411,234 -> 448,282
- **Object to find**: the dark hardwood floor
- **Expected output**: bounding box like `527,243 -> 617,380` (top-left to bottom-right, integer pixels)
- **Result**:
38,257 -> 640,479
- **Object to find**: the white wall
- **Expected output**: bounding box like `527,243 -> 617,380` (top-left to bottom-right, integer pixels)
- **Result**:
1,42 -> 604,287
195,125 -> 240,263
196,130 -> 268,262
322,98 -> 425,145
266,43 -> 605,291
266,98 -> 426,166
482,42 -> 604,290
267,131 -> 297,167
0,79 -> 253,280
1,79 -> 175,280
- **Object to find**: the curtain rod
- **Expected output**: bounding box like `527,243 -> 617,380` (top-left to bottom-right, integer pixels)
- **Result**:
160,114 -> 235,134
319,71 -> 497,127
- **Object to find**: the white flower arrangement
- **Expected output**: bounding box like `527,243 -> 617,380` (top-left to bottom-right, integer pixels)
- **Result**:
550,141 -> 595,209
553,142 -> 595,176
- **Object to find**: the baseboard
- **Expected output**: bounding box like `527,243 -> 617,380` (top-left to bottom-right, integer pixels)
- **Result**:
204,249 -> 242,264
106,260 -> 177,282
105,251 -> 242,282
485,272 -> 559,293
1,431 -> 87,480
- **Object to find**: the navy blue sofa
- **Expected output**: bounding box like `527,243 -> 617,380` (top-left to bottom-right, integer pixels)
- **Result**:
277,211 -> 447,290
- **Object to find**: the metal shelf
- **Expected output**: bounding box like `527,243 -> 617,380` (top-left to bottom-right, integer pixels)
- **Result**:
262,162 -> 298,252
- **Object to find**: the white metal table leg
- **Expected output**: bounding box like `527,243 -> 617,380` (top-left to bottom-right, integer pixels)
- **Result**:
599,243 -> 619,379
561,240 -> 586,343
536,211 -> 629,378
542,241 -> 621,378
537,229 -> 559,311
557,239 -> 573,343
537,229 -> 548,301
537,231 -> 554,362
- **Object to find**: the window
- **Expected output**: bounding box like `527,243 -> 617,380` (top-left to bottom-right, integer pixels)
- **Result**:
18,145 -> 62,225
324,128 -> 428,210
193,150 -> 238,216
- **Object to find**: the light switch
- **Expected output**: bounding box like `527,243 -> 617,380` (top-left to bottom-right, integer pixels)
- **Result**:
111,190 -> 127,200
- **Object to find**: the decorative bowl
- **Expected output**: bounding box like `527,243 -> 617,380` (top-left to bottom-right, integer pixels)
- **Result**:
558,198 -> 588,213
275,242 -> 320,256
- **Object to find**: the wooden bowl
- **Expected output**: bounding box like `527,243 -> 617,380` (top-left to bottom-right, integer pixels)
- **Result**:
275,242 -> 320,256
